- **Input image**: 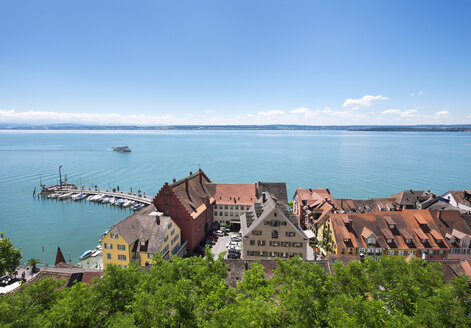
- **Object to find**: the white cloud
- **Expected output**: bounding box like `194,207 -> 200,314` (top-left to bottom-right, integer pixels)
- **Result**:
290,107 -> 310,114
204,110 -> 214,114
342,95 -> 388,110
257,110 -> 285,117
434,110 -> 450,119
382,108 -> 419,118
0,109 -> 176,125
410,91 -> 424,96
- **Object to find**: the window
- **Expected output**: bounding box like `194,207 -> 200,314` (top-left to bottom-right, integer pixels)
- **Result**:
250,240 -> 255,246
388,250 -> 394,256
230,212 -> 233,217
224,205 -> 228,209
104,243 -> 113,249
367,237 -> 375,245
286,231 -> 296,237
367,248 -> 374,254
107,253 -> 111,259
171,229 -> 175,235
257,240 -> 266,246
359,248 -> 365,253
405,238 -> 411,243
148,253 -> 154,259
293,242 -> 302,248
165,210 -> 169,215
272,230 -> 279,239
389,224 -> 395,229
439,250 -> 445,255
219,212 -> 223,216
387,238 -> 392,243
118,254 -> 127,261
164,235 -> 168,242
230,206 -> 233,210
235,205 -> 239,210
436,239 -> 442,244
111,233 -> 118,239
343,238 -> 349,242
172,244 -> 180,254
376,248 -> 383,254
398,250 -> 404,256
282,241 -> 291,247
407,250 -> 414,256
168,222 -> 173,229
252,230 -> 262,235
274,212 -> 277,217
164,198 -> 169,205
117,244 -> 126,250
270,241 -> 279,247
225,212 -> 228,216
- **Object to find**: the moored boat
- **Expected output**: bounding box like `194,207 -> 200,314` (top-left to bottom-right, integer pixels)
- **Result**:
79,250 -> 94,260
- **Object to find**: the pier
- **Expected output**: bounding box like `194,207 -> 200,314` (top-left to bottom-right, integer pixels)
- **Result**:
41,185 -> 153,205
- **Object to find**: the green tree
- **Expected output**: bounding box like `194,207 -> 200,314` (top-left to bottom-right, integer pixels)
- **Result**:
27,258 -> 41,274
0,234 -> 22,276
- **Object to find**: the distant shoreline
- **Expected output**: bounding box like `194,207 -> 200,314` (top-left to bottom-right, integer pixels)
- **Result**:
0,124 -> 471,132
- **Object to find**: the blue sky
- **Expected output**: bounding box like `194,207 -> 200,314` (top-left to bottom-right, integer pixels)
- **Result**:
0,0 -> 469,125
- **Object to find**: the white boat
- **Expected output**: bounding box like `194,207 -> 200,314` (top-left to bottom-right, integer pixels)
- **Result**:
75,193 -> 88,200
47,193 -> 58,199
91,250 -> 102,257
101,197 -> 112,204
58,192 -> 74,200
112,145 -> 131,152
93,194 -> 105,202
110,197 -> 118,205
122,200 -> 133,207
87,195 -> 95,201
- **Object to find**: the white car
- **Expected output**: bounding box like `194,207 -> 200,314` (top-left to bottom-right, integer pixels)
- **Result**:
226,241 -> 238,248
227,245 -> 241,252
231,236 -> 242,242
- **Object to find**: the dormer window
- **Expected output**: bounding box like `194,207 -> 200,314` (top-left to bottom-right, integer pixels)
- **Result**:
406,238 -> 411,243
343,238 -> 350,242
389,224 -> 395,229
421,239 -> 427,243
367,237 -> 375,245
387,238 -> 392,243
420,224 -> 426,228
436,239 -> 442,244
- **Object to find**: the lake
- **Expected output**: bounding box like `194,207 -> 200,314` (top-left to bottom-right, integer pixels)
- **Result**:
0,130 -> 470,264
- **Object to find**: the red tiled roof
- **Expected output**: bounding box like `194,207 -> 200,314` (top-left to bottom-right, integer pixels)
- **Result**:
208,183 -> 256,205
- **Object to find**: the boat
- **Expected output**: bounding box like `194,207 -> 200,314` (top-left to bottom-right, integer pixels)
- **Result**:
93,194 -> 105,202
132,203 -> 144,211
101,197 -> 112,204
79,250 -> 94,260
58,192 -> 74,200
122,200 -> 133,207
72,193 -> 87,201
112,145 -> 131,152
47,193 -> 58,199
91,250 -> 102,257
96,244 -> 102,250
115,199 -> 125,206
87,195 -> 95,201
109,197 -> 117,205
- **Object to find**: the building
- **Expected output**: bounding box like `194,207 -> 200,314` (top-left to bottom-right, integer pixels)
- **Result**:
101,204 -> 182,267
292,187 -> 332,229
388,189 -> 437,209
441,190 -> 471,212
320,209 -> 451,260
432,210 -> 471,258
240,192 -> 308,260
153,169 -> 214,251
207,183 -> 257,228
256,182 -> 288,204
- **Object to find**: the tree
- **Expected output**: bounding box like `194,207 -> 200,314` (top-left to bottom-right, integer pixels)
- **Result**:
0,234 -> 22,276
27,258 -> 41,274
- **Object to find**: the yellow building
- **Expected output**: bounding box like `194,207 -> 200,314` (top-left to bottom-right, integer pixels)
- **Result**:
101,205 -> 182,268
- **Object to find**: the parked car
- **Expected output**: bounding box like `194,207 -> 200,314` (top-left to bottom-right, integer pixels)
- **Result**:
231,235 -> 242,242
227,252 -> 241,259
216,230 -> 224,236
226,241 -> 238,248
227,245 -> 241,253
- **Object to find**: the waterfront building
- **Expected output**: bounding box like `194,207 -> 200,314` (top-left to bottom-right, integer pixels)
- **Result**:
388,189 -> 438,209
240,192 -> 308,260
101,205 -> 182,268
207,183 -> 257,228
441,190 -> 471,212
319,209 -> 451,260
432,209 -> 471,258
153,169 -> 214,251
292,187 -> 333,229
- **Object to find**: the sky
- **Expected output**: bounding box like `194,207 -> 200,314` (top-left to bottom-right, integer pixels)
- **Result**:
0,0 -> 470,126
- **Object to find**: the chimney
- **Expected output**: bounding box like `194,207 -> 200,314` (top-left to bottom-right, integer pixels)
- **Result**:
199,172 -> 202,184
185,179 -> 189,194
326,188 -> 330,194
189,171 -> 193,175
173,178 -> 176,183
156,217 -> 160,225
262,192 -> 266,203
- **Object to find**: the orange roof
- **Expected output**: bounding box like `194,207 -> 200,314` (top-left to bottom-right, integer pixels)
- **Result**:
384,216 -> 396,225
209,183 -> 256,205
296,188 -> 332,206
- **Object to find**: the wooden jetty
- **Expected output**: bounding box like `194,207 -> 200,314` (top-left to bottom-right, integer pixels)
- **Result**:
41,184 -> 153,205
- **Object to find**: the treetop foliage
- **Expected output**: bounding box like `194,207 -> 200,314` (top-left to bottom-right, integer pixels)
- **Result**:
0,254 -> 470,328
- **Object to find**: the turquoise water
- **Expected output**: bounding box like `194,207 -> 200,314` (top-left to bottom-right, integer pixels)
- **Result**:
1,130 -> 470,265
